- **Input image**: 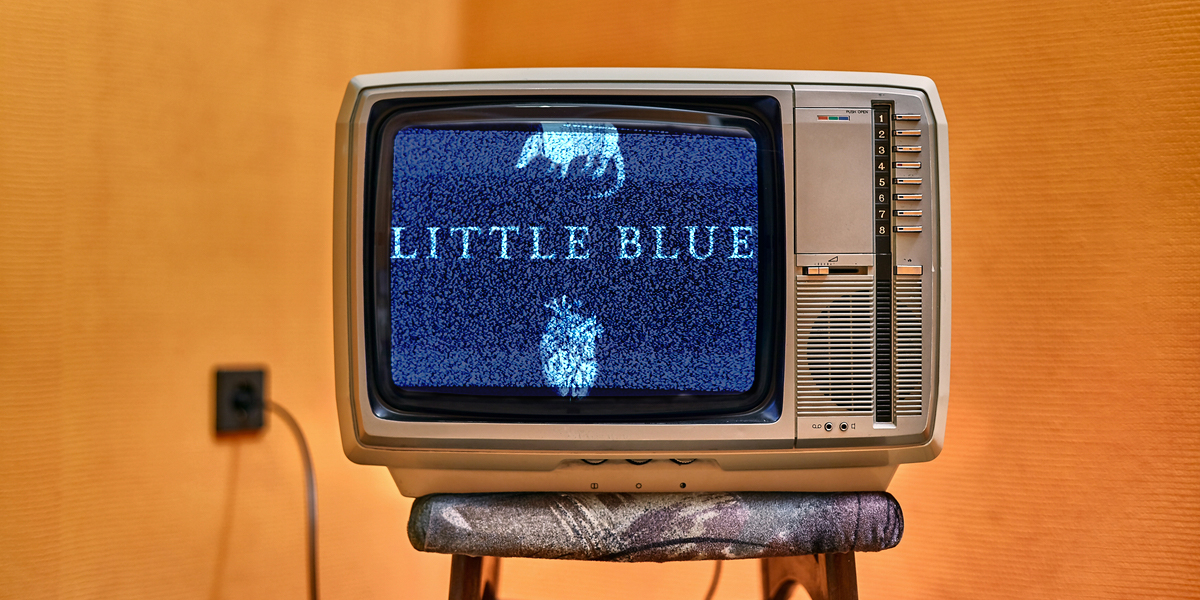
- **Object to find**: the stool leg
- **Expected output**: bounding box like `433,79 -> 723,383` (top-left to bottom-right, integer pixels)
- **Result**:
823,552 -> 857,600
761,553 -> 858,600
448,555 -> 501,600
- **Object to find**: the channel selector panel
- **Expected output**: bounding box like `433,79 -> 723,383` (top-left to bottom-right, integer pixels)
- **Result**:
871,103 -> 931,423
872,103 -> 891,421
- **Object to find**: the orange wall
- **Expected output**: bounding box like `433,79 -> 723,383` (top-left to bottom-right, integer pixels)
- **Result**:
0,1 -> 461,598
2,1 -> 1198,599
460,3 -> 1200,598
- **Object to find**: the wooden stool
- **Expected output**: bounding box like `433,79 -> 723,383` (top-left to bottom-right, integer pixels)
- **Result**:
410,492 -> 901,600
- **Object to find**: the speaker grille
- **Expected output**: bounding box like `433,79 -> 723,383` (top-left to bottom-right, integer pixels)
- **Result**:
894,278 -> 923,416
795,278 -> 875,416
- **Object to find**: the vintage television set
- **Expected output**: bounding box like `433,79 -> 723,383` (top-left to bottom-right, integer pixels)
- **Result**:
333,68 -> 950,497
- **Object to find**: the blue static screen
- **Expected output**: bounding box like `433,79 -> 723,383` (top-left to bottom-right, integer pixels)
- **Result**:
389,118 -> 759,397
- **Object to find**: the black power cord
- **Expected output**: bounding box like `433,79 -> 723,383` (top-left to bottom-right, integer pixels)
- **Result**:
266,400 -> 319,600
703,561 -> 722,600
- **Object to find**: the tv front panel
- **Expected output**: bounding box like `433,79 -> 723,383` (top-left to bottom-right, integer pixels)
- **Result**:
334,69 -> 950,496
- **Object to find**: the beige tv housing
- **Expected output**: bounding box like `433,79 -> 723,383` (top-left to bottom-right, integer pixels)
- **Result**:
334,68 -> 950,497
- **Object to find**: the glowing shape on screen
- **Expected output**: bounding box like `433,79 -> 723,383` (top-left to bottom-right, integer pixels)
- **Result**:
515,122 -> 625,198
540,296 -> 604,398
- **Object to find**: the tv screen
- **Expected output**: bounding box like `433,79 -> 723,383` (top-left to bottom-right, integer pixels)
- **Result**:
365,101 -> 783,420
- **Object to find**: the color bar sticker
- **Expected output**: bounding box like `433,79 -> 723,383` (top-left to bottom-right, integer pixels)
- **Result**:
817,115 -> 850,121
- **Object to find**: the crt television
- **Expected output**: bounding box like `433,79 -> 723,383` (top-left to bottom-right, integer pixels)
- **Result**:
333,68 -> 950,497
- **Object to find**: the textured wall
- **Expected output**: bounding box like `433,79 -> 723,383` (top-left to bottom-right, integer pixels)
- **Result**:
2,1 -> 1198,599
459,1 -> 1200,599
0,1 -> 460,598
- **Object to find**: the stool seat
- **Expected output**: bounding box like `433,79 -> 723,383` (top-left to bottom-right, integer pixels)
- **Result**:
409,491 -> 902,563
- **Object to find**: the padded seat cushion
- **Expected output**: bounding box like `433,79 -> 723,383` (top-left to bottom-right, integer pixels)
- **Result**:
408,492 -> 902,562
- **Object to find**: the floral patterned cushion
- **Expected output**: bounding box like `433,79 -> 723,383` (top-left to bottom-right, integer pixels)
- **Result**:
408,492 -> 902,562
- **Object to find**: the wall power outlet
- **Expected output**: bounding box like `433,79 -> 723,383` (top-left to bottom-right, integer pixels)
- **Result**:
215,368 -> 266,434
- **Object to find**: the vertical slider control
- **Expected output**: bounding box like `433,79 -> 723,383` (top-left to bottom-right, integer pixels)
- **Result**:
872,102 -> 894,424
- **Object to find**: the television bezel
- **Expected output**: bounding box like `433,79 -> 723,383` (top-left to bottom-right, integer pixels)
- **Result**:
362,96 -> 787,423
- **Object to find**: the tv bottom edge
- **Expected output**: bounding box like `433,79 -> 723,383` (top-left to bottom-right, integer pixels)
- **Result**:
384,459 -> 900,497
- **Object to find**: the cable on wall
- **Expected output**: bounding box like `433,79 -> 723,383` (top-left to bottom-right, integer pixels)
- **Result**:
266,399 -> 320,600
702,560 -> 722,600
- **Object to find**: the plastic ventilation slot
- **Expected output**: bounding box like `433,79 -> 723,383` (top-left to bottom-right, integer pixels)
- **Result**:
894,278 -> 923,416
795,277 -> 875,416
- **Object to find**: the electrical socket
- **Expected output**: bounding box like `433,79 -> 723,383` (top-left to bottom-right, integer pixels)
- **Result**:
215,368 -> 265,434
